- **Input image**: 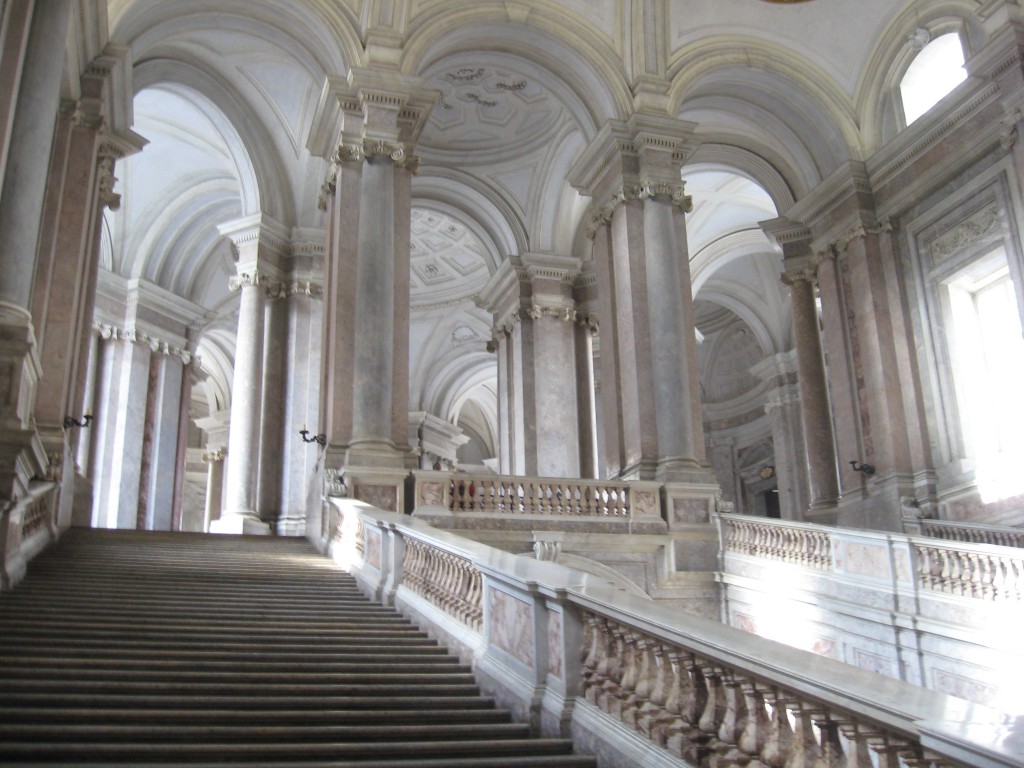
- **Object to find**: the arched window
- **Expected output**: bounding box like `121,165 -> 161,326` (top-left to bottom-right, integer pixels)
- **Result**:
900,32 -> 967,125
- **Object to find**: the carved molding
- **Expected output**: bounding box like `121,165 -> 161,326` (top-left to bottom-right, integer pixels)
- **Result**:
202,448 -> 226,463
929,204 -> 1001,264
528,304 -> 577,322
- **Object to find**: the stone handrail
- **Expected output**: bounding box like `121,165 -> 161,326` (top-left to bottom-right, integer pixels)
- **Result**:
722,513 -> 1024,602
915,538 -> 1024,601
331,499 -> 1023,768
720,514 -> 833,570
411,470 -> 662,521
905,517 -> 1024,549
1,480 -> 59,590
402,537 -> 483,632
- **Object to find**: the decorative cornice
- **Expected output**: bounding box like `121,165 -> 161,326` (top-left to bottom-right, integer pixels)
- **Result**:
868,82 -> 1000,190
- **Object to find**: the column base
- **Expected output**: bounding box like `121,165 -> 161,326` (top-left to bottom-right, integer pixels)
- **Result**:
210,514 -> 271,535
345,439 -> 415,470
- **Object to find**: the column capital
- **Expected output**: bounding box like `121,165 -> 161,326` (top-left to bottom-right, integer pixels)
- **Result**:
782,161 -> 877,250
568,114 -> 698,201
218,213 -> 292,281
307,69 -> 439,158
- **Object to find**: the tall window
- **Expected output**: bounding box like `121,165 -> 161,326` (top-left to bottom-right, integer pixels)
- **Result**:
946,250 -> 1024,502
900,33 -> 967,125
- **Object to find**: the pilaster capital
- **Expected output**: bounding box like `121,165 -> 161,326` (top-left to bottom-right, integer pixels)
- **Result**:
202,448 -> 226,463
780,266 -> 818,288
96,152 -> 121,211
577,313 -> 600,334
228,271 -> 261,292
528,304 -> 577,322
568,114 -> 697,201
307,69 -> 438,159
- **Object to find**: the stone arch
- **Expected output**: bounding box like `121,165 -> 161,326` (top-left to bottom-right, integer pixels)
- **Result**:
110,0 -> 359,77
669,37 -> 861,192
132,61 -> 294,224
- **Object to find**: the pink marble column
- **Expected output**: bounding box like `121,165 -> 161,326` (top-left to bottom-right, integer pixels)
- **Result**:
783,269 -> 839,510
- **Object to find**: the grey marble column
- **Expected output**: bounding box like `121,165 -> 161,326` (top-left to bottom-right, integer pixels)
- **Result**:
0,0 -> 72,311
256,283 -> 287,527
217,273 -> 268,534
479,253 -> 582,478
280,280 -> 323,536
0,1 -> 73,506
202,449 -> 226,532
90,329 -> 150,530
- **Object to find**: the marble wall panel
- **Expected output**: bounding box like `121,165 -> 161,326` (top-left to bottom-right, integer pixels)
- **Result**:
488,585 -> 534,668
547,608 -> 563,679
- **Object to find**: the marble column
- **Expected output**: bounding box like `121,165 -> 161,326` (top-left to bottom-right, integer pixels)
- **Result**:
763,218 -> 840,513
90,326 -> 151,529
574,312 -> 600,480
313,70 -> 435,510
202,448 -> 226,532
0,0 -> 73,505
280,278 -> 323,536
217,271 -> 267,534
753,351 -> 810,521
785,269 -> 839,513
813,245 -> 864,498
215,215 -> 289,534
137,349 -> 186,531
568,116 -> 709,482
256,282 -> 288,528
479,253 -> 582,478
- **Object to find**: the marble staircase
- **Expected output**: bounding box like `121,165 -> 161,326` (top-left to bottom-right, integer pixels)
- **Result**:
0,529 -> 596,767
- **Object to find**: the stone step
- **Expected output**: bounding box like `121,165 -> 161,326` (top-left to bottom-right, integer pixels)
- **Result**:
0,665 -> 476,684
0,637 -> 451,655
0,692 -> 500,710
0,721 -> 533,743
0,655 -> 464,673
26,754 -> 597,768
0,678 -> 482,696
0,737 -> 580,762
0,706 -> 513,726
0,529 -> 596,767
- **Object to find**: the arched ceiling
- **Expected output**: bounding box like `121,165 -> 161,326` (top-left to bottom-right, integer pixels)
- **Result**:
99,0 -> 968,437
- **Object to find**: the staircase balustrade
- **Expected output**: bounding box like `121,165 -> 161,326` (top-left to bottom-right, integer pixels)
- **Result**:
721,513 -> 1024,602
332,499 -> 1023,768
413,471 -> 655,521
905,518 -> 1024,549
1,481 -> 58,589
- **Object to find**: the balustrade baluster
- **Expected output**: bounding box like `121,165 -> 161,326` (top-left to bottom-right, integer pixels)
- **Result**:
713,668 -> 749,765
736,682 -> 771,762
808,711 -> 845,768
581,614 -> 603,702
759,689 -> 794,768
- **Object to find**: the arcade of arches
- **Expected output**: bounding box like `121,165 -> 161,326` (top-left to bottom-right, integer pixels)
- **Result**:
3,0 -> 1024,623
